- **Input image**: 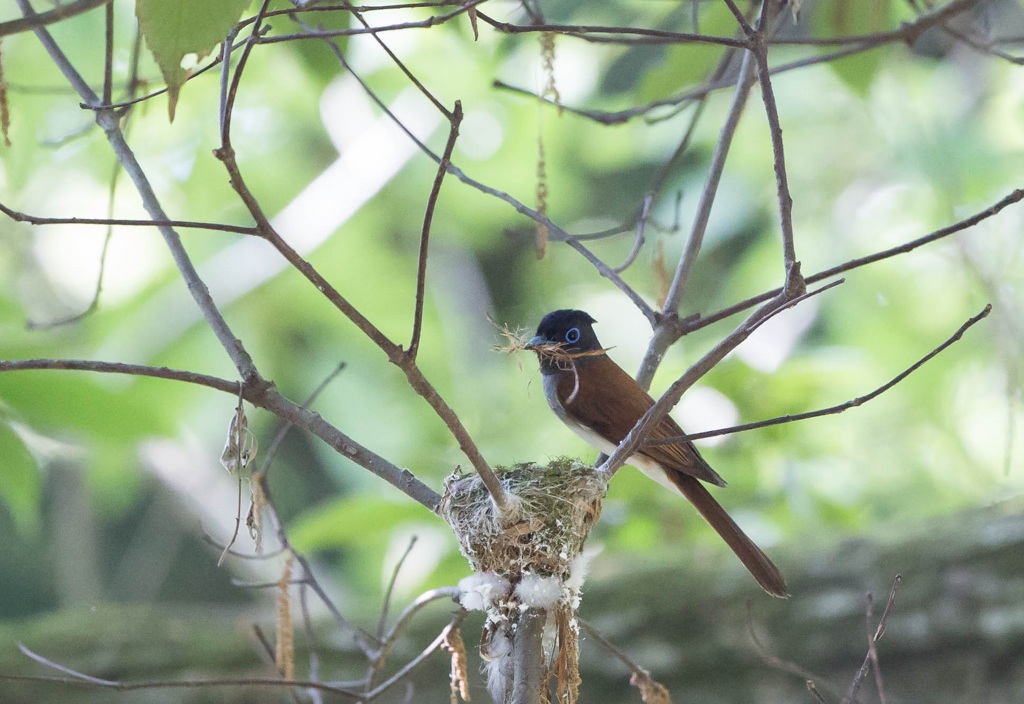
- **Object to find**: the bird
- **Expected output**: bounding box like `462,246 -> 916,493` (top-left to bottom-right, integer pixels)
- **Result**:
527,309 -> 787,597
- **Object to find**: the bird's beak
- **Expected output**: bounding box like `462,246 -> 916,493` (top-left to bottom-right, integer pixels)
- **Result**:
526,335 -> 545,349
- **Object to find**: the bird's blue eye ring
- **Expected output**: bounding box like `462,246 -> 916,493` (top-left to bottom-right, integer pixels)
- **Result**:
565,327 -> 581,344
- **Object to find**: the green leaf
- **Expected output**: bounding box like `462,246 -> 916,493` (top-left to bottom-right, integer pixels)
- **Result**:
0,421 -> 41,534
812,0 -> 894,94
135,0 -> 250,121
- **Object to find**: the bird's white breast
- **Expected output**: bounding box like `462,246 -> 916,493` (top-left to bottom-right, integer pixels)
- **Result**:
542,373 -> 680,494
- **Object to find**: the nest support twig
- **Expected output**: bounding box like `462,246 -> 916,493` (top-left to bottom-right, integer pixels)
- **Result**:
441,459 -> 607,704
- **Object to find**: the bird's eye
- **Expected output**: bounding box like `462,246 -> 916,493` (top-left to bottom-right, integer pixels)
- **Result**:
565,327 -> 581,344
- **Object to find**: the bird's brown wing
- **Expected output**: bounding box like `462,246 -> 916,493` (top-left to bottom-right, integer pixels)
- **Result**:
558,355 -> 725,486
558,356 -> 788,597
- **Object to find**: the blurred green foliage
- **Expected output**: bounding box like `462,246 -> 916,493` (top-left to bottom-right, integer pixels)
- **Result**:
0,0 -> 1021,663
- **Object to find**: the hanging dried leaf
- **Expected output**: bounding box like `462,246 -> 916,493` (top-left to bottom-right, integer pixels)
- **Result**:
276,554 -> 295,681
443,620 -> 471,702
631,670 -> 672,704
220,401 -> 257,474
654,239 -> 671,309
539,31 -> 561,113
0,41 -> 11,147
247,471 -> 267,553
535,136 -> 549,260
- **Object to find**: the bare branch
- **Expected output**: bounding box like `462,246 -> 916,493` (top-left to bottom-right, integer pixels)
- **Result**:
0,0 -> 110,38
12,644 -> 363,697
770,0 -> 983,47
645,304 -> 991,446
370,587 -> 462,691
688,189 -> 1023,333
16,0 -> 260,381
612,193 -> 652,274
258,362 -> 348,477
744,600 -> 838,697
494,38 -> 885,126
474,12 -> 747,49
410,102 -> 463,360
0,202 -> 259,234
660,48 -> 756,317
749,2 -> 800,284
0,358 -> 443,511
0,359 -> 240,392
842,575 -> 903,704
377,537 -> 420,642
259,0 -> 488,44
602,279 -> 834,479
216,22 -> 512,515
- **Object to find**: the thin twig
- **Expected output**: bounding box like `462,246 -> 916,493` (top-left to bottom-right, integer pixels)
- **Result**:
379,587 -> 462,657
410,102 -> 462,360
0,0 -> 110,38
613,193 -> 652,274
660,46 -> 756,316
216,20 -> 509,514
25,155 -> 121,329
473,12 -> 747,49
0,359 -> 240,392
0,202 -> 259,234
362,622 -> 453,701
16,641 -> 360,698
645,303 -> 991,447
602,279 -> 839,478
368,586 -> 462,692
329,3 -> 452,118
493,37 -> 883,126
18,644 -> 118,686
249,624 -> 304,704
255,478 -> 381,656
842,575 -> 902,704
101,0 -> 112,105
577,618 -> 646,677
686,189 -> 1023,334
0,358 -> 443,511
377,536 -> 420,642
749,0 -> 799,283
258,362 -> 348,478
722,0 -> 754,35
16,0 -> 259,381
311,11 -> 654,327
770,0 -> 983,47
743,601 -> 838,696
260,0 -> 488,44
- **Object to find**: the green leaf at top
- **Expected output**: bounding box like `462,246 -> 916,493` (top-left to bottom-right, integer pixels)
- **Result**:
812,0 -> 894,95
0,421 -> 41,534
135,0 -> 250,121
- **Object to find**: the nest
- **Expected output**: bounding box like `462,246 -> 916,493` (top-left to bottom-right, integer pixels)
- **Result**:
441,458 -> 607,582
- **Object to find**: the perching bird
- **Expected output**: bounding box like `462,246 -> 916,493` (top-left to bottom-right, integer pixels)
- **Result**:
528,309 -> 787,597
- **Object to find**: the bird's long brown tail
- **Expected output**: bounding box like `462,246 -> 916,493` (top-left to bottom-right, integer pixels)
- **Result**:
670,472 -> 789,598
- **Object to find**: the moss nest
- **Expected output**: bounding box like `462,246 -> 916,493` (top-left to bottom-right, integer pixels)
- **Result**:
440,458 -> 607,582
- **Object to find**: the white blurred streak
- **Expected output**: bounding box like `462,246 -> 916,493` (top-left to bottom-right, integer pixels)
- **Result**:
139,437 -> 288,587
141,437 -> 245,539
735,299 -> 817,373
98,79 -> 441,362
380,526 -> 450,599
679,385 -> 739,448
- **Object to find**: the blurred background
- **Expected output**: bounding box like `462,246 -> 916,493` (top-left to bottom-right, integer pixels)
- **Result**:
1,0 -> 1023,702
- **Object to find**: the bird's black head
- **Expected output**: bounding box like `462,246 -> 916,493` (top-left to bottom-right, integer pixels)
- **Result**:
528,309 -> 603,372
